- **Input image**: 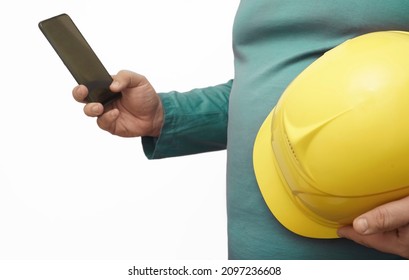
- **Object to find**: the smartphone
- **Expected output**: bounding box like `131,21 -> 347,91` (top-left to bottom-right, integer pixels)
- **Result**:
38,13 -> 121,105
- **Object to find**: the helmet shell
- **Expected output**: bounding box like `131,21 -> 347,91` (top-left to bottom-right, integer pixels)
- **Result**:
253,31 -> 409,238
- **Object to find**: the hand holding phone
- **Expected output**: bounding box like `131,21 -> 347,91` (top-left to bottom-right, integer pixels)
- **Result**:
39,13 -> 121,105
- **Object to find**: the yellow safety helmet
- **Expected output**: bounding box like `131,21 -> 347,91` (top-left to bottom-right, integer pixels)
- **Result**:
253,31 -> 409,238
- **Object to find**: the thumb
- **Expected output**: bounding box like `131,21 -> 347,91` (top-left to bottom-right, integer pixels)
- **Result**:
110,70 -> 148,92
353,195 -> 409,235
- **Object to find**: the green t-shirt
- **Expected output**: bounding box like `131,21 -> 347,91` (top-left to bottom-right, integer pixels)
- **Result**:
143,0 -> 409,259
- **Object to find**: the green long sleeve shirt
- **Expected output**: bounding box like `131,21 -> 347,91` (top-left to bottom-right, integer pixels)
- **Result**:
143,0 -> 409,259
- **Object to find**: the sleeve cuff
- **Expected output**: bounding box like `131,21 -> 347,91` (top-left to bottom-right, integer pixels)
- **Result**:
141,91 -> 177,159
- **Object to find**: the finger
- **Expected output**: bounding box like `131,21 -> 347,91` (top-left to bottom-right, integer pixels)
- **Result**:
338,224 -> 409,258
338,225 -> 389,249
96,109 -> 120,133
83,103 -> 104,117
110,70 -> 148,92
72,85 -> 89,103
353,196 -> 409,235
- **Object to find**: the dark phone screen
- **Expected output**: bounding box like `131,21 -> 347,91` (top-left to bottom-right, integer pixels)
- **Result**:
39,14 -> 120,105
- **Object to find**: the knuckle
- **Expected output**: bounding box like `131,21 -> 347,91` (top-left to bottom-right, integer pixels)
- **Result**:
373,207 -> 393,230
117,69 -> 128,75
113,70 -> 129,81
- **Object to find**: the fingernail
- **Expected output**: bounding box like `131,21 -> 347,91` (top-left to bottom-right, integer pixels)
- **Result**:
354,218 -> 369,234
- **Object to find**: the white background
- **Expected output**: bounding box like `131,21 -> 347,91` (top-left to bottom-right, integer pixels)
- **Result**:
0,0 -> 239,260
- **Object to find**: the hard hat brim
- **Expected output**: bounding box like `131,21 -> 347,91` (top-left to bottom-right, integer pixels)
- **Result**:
253,109 -> 339,238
